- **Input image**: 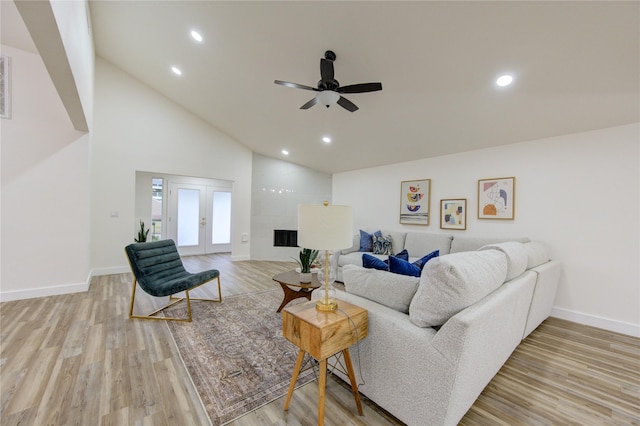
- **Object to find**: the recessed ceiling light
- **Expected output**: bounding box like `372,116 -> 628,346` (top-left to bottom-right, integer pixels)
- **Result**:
281,149 -> 289,155
322,136 -> 331,143
190,30 -> 203,42
171,66 -> 182,76
496,74 -> 513,87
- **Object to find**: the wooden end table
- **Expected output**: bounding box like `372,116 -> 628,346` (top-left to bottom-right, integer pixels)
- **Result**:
282,299 -> 368,426
272,270 -> 321,312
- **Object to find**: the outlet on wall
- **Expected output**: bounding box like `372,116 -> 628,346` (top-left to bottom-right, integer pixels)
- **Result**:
241,233 -> 249,242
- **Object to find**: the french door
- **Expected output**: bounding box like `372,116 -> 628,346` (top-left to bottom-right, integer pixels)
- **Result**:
167,183 -> 232,256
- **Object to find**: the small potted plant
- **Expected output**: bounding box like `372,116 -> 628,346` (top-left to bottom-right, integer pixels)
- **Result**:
294,248 -> 319,283
135,220 -> 150,243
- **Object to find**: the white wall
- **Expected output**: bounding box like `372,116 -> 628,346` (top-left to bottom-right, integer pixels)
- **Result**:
0,44 -> 91,300
333,123 -> 640,336
251,153 -> 331,261
91,58 -> 253,275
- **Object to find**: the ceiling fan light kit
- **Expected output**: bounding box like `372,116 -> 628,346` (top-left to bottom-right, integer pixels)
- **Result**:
317,90 -> 340,107
275,50 -> 382,112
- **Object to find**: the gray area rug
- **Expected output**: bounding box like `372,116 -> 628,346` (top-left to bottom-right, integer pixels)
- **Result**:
166,289 -> 315,425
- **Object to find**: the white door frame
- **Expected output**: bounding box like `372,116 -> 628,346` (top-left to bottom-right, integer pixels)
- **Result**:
167,182 -> 232,256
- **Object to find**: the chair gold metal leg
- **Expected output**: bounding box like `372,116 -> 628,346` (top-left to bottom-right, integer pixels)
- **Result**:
129,278 -> 137,318
129,276 -> 222,322
185,290 -> 192,322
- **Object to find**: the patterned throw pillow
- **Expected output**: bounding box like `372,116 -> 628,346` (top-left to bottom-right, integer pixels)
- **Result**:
372,235 -> 393,255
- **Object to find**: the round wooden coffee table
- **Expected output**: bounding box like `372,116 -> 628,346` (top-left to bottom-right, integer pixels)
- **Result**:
272,270 -> 321,312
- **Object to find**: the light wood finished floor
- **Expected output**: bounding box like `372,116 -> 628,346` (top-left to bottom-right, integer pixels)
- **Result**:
1,253 -> 638,425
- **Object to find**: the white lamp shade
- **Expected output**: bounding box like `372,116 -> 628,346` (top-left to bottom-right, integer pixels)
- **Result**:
316,90 -> 340,107
297,204 -> 353,250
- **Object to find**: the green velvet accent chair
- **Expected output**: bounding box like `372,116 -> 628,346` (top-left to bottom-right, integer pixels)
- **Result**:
124,239 -> 221,322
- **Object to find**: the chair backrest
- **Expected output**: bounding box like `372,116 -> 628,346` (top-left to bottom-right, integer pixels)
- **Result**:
124,239 -> 188,296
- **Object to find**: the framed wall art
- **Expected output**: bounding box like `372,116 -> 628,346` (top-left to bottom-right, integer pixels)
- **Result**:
440,199 -> 467,230
400,179 -> 430,225
478,177 -> 515,220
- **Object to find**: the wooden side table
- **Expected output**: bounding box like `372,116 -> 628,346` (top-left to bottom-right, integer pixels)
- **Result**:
272,270 -> 321,312
282,299 -> 368,426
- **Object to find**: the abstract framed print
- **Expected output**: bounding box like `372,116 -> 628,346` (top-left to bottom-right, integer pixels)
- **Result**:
400,179 -> 430,225
441,199 -> 467,230
478,177 -> 515,220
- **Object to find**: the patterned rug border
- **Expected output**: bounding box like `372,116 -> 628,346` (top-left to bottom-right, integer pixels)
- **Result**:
165,288 -> 316,425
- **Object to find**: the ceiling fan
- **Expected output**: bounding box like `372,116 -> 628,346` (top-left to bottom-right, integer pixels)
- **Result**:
274,50 -> 382,112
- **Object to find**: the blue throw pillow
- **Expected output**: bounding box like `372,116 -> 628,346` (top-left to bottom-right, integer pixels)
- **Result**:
394,249 -> 409,261
388,255 -> 421,277
412,250 -> 440,270
362,253 -> 389,271
359,229 -> 382,252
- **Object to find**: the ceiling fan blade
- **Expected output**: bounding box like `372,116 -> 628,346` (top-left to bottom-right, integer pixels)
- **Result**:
320,58 -> 334,82
337,82 -> 383,94
300,97 -> 320,110
274,80 -> 318,91
337,96 -> 359,112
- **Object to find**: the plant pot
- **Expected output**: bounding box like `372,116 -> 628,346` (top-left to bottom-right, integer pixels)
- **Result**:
299,272 -> 312,283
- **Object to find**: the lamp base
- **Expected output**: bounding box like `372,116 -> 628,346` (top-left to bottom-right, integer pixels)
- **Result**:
316,299 -> 338,312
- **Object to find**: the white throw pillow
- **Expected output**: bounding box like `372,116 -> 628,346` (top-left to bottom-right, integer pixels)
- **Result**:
409,250 -> 508,327
343,264 -> 420,314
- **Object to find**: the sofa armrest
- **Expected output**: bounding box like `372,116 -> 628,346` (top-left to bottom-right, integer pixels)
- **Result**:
431,271 -> 536,425
341,233 -> 360,254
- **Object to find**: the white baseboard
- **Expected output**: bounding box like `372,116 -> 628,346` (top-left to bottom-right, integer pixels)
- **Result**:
0,281 -> 90,302
551,307 -> 640,337
91,266 -> 130,276
231,255 -> 251,261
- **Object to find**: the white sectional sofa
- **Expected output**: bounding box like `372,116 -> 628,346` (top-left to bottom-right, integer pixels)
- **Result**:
334,228 -> 530,282
321,237 -> 561,426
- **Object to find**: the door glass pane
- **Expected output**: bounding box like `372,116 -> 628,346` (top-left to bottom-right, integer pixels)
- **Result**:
211,191 -> 231,244
177,188 -> 200,246
151,178 -> 163,241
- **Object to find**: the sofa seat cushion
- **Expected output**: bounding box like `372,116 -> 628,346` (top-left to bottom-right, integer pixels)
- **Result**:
409,249 -> 508,327
343,265 -> 420,314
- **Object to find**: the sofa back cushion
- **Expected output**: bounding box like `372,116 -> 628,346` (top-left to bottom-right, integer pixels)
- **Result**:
343,264 -> 420,314
409,249 -> 508,327
450,236 -> 530,253
479,242 -> 528,281
403,232 -> 453,257
524,241 -> 550,269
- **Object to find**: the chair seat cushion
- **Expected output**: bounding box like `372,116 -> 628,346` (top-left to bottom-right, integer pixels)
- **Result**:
125,239 -> 219,297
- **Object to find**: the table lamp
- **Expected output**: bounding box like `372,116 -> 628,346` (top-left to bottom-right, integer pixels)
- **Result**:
297,202 -> 353,312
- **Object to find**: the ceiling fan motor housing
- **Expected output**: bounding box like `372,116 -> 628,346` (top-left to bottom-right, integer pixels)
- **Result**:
318,79 -> 339,91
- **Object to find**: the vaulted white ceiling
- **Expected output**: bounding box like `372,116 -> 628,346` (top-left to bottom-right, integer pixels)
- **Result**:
10,1 -> 640,174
